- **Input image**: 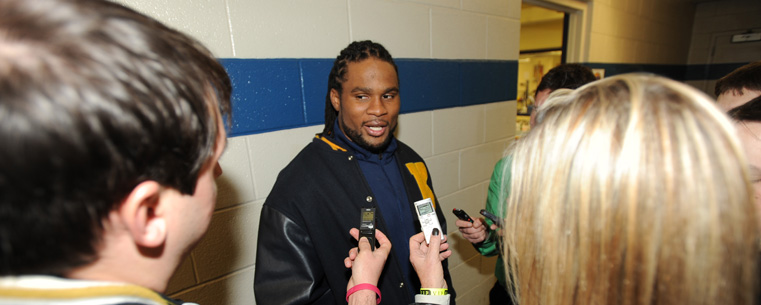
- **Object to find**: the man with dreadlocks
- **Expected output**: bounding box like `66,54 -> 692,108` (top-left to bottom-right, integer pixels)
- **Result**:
254,40 -> 455,305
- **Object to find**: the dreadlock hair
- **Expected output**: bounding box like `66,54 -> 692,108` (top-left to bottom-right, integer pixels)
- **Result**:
322,40 -> 398,136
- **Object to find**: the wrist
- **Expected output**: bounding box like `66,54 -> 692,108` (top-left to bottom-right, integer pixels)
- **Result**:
419,288 -> 448,296
420,279 -> 447,289
346,283 -> 381,305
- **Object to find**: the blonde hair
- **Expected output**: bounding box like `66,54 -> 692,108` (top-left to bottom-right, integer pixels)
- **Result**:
535,88 -> 574,125
503,74 -> 759,305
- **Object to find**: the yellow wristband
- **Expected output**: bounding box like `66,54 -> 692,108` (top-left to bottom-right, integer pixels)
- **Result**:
420,288 -> 448,295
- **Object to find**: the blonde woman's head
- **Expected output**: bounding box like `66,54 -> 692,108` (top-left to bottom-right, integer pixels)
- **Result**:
505,74 -> 758,305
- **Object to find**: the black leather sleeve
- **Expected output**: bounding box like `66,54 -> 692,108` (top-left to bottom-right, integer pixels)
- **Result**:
254,205 -> 332,305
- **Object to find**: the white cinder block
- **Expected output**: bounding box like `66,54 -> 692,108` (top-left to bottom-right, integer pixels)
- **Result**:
166,255 -> 196,294
193,202 -> 262,282
460,141 -> 507,189
217,137 -> 255,209
227,0 -> 349,58
639,0 -> 655,19
433,106 -> 485,154
505,0 -> 522,20
480,255 -> 498,275
439,183 -> 488,266
694,1 -> 718,18
439,184 -> 483,236
632,41 -> 647,63
171,268 -> 256,305
445,227 -> 480,269
484,101 -> 515,142
431,8 -> 487,60
591,2 -> 615,36
397,111 -> 434,158
588,33 -> 611,63
454,271 -> 494,305
350,0 -> 431,58
406,0 -> 460,9
450,254 -> 490,296
425,151 -> 460,198
462,0 -> 511,17
247,125 -> 323,200
625,0 -> 640,17
487,17 -> 520,60
115,0 -> 233,57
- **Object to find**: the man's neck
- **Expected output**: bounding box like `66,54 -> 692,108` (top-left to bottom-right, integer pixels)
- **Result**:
332,121 -> 396,159
65,231 -> 176,293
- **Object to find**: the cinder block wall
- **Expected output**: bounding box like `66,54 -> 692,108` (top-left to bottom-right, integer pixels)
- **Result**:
685,0 -> 761,96
106,0 -> 759,304
113,0 -> 521,304
587,0 -> 695,65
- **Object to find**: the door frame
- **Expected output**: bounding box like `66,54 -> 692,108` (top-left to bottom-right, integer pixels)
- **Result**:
523,0 -> 590,63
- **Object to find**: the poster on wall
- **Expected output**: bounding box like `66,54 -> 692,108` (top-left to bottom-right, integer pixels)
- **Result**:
592,69 -> 605,80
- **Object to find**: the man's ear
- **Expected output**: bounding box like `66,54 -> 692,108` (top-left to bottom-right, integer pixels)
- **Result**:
118,181 -> 167,248
330,88 -> 341,112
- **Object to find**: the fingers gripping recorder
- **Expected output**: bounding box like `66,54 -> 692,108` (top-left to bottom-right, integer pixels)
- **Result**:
414,198 -> 444,244
359,208 -> 376,250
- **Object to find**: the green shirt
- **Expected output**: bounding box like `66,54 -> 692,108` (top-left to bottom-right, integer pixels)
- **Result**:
475,155 -> 511,289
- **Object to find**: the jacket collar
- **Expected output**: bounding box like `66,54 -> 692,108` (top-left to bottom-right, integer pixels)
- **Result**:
325,120 -> 397,161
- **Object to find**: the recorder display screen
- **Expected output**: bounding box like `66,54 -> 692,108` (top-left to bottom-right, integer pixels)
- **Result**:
418,202 -> 434,215
362,210 -> 374,222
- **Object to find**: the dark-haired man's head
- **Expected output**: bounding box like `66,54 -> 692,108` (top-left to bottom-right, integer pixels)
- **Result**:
324,40 -> 399,153
0,0 -> 231,292
728,95 -> 761,210
715,61 -> 761,111
530,63 -> 596,127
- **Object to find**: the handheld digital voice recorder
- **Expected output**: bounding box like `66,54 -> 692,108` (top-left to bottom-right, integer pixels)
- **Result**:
414,198 -> 444,244
480,209 -> 503,227
452,208 -> 473,223
359,207 -> 376,250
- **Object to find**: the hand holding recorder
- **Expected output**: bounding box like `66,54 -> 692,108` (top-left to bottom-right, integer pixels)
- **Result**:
409,229 -> 451,289
344,228 -> 391,288
452,208 -> 501,244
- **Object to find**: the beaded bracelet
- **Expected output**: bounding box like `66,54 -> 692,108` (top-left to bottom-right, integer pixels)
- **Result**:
420,288 -> 448,296
346,283 -> 381,304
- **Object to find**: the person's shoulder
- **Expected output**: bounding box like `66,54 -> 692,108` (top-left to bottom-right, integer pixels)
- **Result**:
496,155 -> 512,168
0,276 -> 174,305
269,134 -> 350,191
280,135 -> 344,167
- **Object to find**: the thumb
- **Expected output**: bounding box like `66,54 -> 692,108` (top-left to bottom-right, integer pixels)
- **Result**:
358,236 -> 373,252
428,228 -> 442,256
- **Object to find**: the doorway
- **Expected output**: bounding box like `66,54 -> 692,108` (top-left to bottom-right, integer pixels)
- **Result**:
516,3 -> 567,135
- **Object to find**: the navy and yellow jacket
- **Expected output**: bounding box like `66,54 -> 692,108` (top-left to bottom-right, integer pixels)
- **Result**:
254,133 -> 454,305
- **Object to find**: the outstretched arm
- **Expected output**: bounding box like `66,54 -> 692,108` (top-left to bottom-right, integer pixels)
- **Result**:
344,228 -> 392,305
409,229 -> 450,289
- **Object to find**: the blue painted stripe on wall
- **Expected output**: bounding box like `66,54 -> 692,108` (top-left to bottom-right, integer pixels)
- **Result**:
221,58 -> 517,137
584,62 -> 756,82
683,62 -> 749,81
584,63 -> 687,80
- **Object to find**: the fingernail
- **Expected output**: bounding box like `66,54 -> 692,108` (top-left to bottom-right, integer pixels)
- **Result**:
433,228 -> 440,236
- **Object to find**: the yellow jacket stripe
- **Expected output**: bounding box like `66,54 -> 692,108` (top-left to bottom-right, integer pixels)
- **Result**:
405,162 -> 436,208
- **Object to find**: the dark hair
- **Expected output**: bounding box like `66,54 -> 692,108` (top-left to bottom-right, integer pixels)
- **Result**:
715,61 -> 761,97
0,0 -> 231,275
322,40 -> 398,136
535,64 -> 597,97
728,95 -> 761,122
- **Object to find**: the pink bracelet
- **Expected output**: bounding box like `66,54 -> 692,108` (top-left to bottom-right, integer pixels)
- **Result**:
346,283 -> 381,304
